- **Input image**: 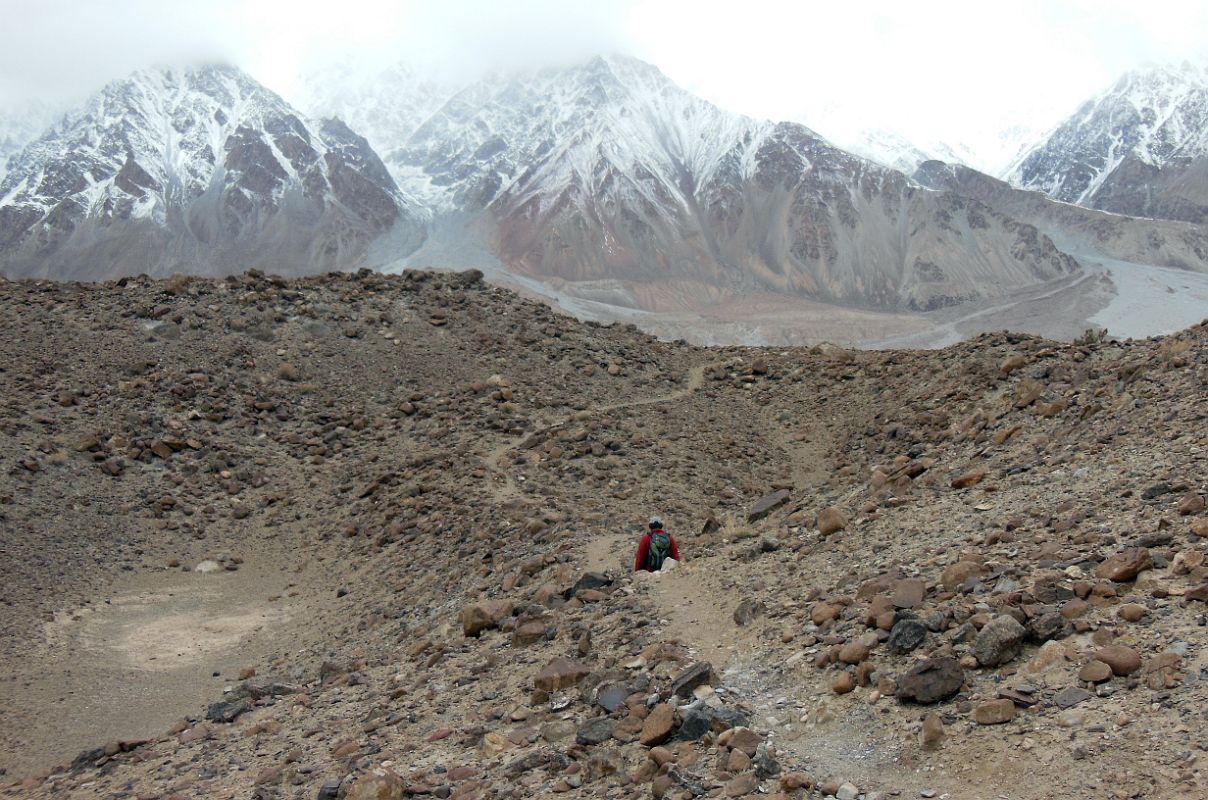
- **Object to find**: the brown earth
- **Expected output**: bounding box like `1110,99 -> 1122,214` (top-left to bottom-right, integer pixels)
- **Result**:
0,269 -> 1205,799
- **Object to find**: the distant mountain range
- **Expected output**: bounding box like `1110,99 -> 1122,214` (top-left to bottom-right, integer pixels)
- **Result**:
0,66 -> 424,280
1,55 -> 1206,345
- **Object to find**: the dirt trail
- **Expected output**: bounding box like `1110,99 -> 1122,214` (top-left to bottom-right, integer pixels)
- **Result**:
573,407 -> 1048,799
572,382 -> 921,792
485,364 -> 709,502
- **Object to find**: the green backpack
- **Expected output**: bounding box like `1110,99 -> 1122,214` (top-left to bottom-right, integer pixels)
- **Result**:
646,531 -> 671,571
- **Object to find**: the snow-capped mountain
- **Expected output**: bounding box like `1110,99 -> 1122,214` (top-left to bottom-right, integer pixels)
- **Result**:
377,55 -> 1077,311
1010,61 -> 1208,224
0,65 -> 425,280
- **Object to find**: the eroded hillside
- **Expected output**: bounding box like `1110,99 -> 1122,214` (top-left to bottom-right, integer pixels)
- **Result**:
0,271 -> 1205,800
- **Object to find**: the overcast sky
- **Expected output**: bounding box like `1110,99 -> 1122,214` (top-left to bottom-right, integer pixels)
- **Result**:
2,0 -> 1206,154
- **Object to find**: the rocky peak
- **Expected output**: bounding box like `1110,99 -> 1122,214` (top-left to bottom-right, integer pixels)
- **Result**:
0,64 -> 424,280
1009,59 -> 1208,223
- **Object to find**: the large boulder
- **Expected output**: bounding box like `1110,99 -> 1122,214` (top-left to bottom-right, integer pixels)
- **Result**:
461,600 -> 514,637
534,658 -> 591,692
748,489 -> 791,522
895,657 -> 964,704
973,614 -> 1027,667
1093,548 -> 1152,582
343,770 -> 406,800
817,507 -> 849,536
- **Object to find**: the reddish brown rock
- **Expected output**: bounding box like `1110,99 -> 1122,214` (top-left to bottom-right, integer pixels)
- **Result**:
780,772 -> 816,791
1178,492 -> 1206,516
831,672 -> 855,694
999,355 -> 1027,375
461,599 -> 514,637
343,770 -> 407,800
817,506 -> 848,536
940,561 -> 984,592
971,699 -> 1015,725
726,773 -> 759,797
1117,603 -> 1148,622
920,711 -> 946,749
1095,645 -> 1143,676
727,728 -> 763,757
891,578 -> 926,609
1093,548 -> 1152,582
640,703 -> 675,747
811,603 -> 841,626
534,658 -> 591,692
1142,652 -> 1183,690
838,640 -> 870,665
1078,661 -> 1112,683
951,469 -> 987,489
511,620 -> 547,647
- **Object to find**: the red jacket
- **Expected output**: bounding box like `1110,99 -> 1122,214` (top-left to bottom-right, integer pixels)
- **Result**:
634,529 -> 680,572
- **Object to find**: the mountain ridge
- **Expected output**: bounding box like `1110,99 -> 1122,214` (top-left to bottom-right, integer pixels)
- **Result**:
1010,60 -> 1208,224
0,64 -> 425,280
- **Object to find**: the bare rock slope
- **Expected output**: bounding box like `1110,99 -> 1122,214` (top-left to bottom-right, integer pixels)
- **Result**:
1,271 -> 1206,799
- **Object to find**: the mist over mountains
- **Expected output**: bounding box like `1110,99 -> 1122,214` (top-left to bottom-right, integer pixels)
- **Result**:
2,54 -> 1207,345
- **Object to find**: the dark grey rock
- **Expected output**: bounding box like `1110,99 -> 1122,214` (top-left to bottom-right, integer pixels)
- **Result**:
950,622 -> 977,644
575,717 -> 614,746
596,684 -> 630,713
1142,482 -> 1171,500
747,489 -> 791,522
206,696 -> 252,723
670,662 -> 715,699
973,615 -> 1027,667
753,741 -> 781,778
733,599 -> 765,626
1027,611 -> 1073,643
676,703 -> 749,740
1053,686 -> 1093,709
888,619 -> 928,654
895,657 -> 965,704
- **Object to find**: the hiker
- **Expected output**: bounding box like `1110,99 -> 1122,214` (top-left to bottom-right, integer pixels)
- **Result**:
634,516 -> 680,572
